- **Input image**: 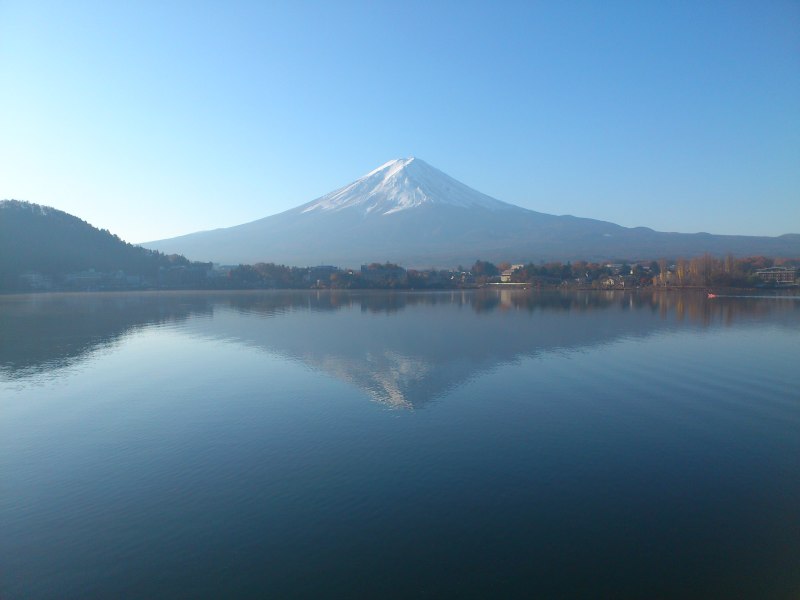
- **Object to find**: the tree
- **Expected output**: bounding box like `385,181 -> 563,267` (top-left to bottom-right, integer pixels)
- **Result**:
471,260 -> 499,277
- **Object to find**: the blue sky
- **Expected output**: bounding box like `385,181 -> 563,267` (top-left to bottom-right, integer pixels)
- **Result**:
1,0 -> 798,242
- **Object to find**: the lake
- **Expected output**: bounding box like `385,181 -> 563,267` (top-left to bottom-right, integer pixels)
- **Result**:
1,290 -> 799,599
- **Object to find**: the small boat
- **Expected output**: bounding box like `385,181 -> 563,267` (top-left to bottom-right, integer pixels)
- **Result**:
707,293 -> 717,299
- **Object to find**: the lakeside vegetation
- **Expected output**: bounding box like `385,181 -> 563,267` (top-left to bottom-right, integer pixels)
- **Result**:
2,200 -> 797,293
6,255 -> 798,293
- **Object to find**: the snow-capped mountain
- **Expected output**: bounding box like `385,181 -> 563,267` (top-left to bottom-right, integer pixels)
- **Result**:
142,158 -> 799,266
298,157 -> 509,216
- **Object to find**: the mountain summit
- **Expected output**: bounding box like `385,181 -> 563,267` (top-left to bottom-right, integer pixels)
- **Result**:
297,157 -> 509,216
143,159 -> 799,266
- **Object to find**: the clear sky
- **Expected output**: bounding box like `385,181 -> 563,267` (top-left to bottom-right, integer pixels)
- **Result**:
1,0 -> 798,242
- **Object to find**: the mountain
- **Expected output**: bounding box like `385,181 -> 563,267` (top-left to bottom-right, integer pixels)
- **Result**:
0,200 -> 192,289
140,157 -> 795,266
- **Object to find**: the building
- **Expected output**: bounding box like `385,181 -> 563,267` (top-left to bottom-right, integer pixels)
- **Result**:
755,266 -> 796,285
64,269 -> 104,289
307,265 -> 339,286
19,271 -> 53,290
500,264 -> 525,283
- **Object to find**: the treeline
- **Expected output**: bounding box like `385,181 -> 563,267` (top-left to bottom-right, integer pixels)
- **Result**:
651,255 -> 796,287
467,259 -> 635,284
221,255 -> 798,290
467,256 -> 798,288
465,259 -> 654,286
225,262 -> 425,289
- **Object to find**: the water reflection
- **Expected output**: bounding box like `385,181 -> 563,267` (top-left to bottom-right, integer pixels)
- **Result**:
0,293 -> 213,378
2,290 -> 797,407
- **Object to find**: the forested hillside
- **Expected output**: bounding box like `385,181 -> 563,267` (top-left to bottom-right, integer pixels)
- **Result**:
0,200 -> 191,289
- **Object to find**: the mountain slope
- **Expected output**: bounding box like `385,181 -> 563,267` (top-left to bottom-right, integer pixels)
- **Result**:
0,200 -> 191,289
143,158 -> 800,266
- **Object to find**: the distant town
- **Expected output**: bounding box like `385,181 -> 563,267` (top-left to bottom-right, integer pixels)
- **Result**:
13,256 -> 799,293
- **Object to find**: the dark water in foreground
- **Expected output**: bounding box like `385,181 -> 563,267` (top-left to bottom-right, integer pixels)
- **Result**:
1,290 -> 799,599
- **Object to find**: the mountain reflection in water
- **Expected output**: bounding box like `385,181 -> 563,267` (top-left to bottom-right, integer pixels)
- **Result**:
2,290 -> 796,408
3,289 -> 799,600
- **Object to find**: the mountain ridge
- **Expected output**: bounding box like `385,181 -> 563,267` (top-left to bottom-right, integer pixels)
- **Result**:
0,199 -> 194,289
141,158 -> 799,267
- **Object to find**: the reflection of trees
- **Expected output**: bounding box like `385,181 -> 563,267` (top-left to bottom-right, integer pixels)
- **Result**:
222,290 -> 463,315
220,289 -> 631,316
3,290 -> 796,382
636,290 -> 799,328
0,293 -> 212,378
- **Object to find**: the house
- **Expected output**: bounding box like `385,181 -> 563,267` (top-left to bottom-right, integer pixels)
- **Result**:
307,265 -> 339,286
64,269 -> 104,289
19,271 -> 52,290
500,264 -> 525,283
755,266 -> 796,285
600,275 -> 628,289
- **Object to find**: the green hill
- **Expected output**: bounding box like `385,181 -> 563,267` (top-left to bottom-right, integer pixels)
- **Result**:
0,200 -> 196,290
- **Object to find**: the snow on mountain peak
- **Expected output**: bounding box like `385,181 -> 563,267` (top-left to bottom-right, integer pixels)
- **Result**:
299,157 -> 511,216
363,157 -> 417,179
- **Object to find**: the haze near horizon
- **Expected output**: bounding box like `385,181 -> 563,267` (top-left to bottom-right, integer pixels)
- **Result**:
1,1 -> 798,243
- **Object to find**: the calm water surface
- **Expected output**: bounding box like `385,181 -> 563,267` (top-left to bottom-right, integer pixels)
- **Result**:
1,290 -> 799,599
